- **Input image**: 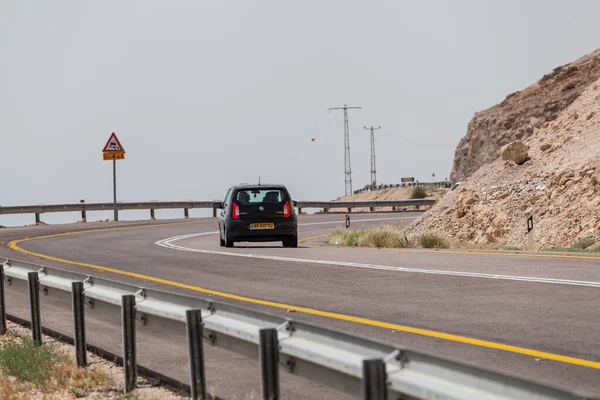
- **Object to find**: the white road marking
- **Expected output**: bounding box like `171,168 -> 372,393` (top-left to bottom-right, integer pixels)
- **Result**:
155,232 -> 600,288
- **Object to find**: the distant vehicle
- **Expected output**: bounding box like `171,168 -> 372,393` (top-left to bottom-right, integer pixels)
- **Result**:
450,182 -> 461,191
213,184 -> 298,248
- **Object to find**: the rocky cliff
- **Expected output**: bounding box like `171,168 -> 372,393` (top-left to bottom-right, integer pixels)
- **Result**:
407,75 -> 600,250
451,49 -> 600,183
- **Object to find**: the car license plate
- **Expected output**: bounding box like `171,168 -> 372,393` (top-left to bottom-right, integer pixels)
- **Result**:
250,223 -> 274,230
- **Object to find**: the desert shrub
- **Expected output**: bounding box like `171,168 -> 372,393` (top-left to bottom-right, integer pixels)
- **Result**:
573,237 -> 595,250
0,338 -> 63,385
410,186 -> 427,199
419,233 -> 449,249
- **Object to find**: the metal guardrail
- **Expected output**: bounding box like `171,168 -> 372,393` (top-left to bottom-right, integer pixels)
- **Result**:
0,258 -> 594,400
299,199 -> 435,212
354,182 -> 452,195
0,199 -> 436,223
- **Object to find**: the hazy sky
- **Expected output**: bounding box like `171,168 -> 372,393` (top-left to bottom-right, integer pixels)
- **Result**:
2,1 -> 600,225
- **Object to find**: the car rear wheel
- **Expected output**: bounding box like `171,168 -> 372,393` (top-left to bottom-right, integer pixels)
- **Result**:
225,230 -> 234,248
283,235 -> 298,248
219,230 -> 225,247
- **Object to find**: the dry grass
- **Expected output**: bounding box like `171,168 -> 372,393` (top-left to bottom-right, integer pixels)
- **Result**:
0,321 -> 189,400
418,233 -> 449,249
543,236 -> 600,253
0,333 -> 111,399
330,227 -> 451,249
328,225 -> 524,251
329,227 -> 413,248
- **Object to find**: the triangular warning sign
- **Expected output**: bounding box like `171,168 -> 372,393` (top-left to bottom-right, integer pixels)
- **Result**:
102,132 -> 125,153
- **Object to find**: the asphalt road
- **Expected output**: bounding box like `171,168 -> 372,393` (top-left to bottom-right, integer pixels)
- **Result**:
1,213 -> 599,399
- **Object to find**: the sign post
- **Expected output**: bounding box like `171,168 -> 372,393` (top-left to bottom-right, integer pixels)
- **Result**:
102,133 -> 126,222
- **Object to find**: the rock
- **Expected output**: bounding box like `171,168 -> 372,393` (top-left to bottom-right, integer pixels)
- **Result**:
540,143 -> 552,152
485,227 -> 497,243
549,142 -> 563,153
464,197 -> 477,205
492,213 -> 508,225
500,140 -> 530,165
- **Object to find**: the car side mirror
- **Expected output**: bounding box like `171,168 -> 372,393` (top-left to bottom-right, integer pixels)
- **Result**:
292,200 -> 297,207
213,201 -> 224,209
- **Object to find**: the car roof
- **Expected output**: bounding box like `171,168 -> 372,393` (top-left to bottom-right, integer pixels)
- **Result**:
231,183 -> 288,190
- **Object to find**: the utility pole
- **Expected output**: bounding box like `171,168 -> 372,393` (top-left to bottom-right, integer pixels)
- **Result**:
329,104 -> 361,196
364,125 -> 381,188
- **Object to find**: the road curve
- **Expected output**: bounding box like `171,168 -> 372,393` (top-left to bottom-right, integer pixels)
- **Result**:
1,213 -> 599,398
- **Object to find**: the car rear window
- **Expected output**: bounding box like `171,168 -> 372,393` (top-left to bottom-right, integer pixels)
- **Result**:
234,188 -> 288,205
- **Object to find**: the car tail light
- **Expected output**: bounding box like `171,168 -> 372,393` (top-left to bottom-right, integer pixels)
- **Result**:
232,202 -> 240,219
283,201 -> 291,218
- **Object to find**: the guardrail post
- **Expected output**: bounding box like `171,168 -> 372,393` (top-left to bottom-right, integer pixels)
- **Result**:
186,309 -> 207,400
362,359 -> 387,400
150,209 -> 156,220
28,272 -> 42,346
35,213 -> 41,225
298,207 -> 302,214
121,295 -> 137,393
80,199 -> 86,223
259,328 -> 279,400
323,208 -> 329,213
184,208 -> 190,219
0,264 -> 6,334
71,282 -> 87,367
369,207 -> 375,212
347,207 -> 352,213
212,207 -> 217,218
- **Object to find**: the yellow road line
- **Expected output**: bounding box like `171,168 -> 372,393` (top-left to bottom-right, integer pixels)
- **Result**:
299,234 -> 330,244
14,220 -> 211,242
301,234 -> 600,261
6,224 -> 600,370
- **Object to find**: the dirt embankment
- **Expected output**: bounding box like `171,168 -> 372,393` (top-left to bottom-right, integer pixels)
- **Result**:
328,187 -> 448,212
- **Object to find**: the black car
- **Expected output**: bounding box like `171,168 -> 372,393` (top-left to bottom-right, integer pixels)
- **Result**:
213,184 -> 298,248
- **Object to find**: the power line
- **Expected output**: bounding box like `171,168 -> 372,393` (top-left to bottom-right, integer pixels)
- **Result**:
364,125 -> 381,188
328,104 -> 361,196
